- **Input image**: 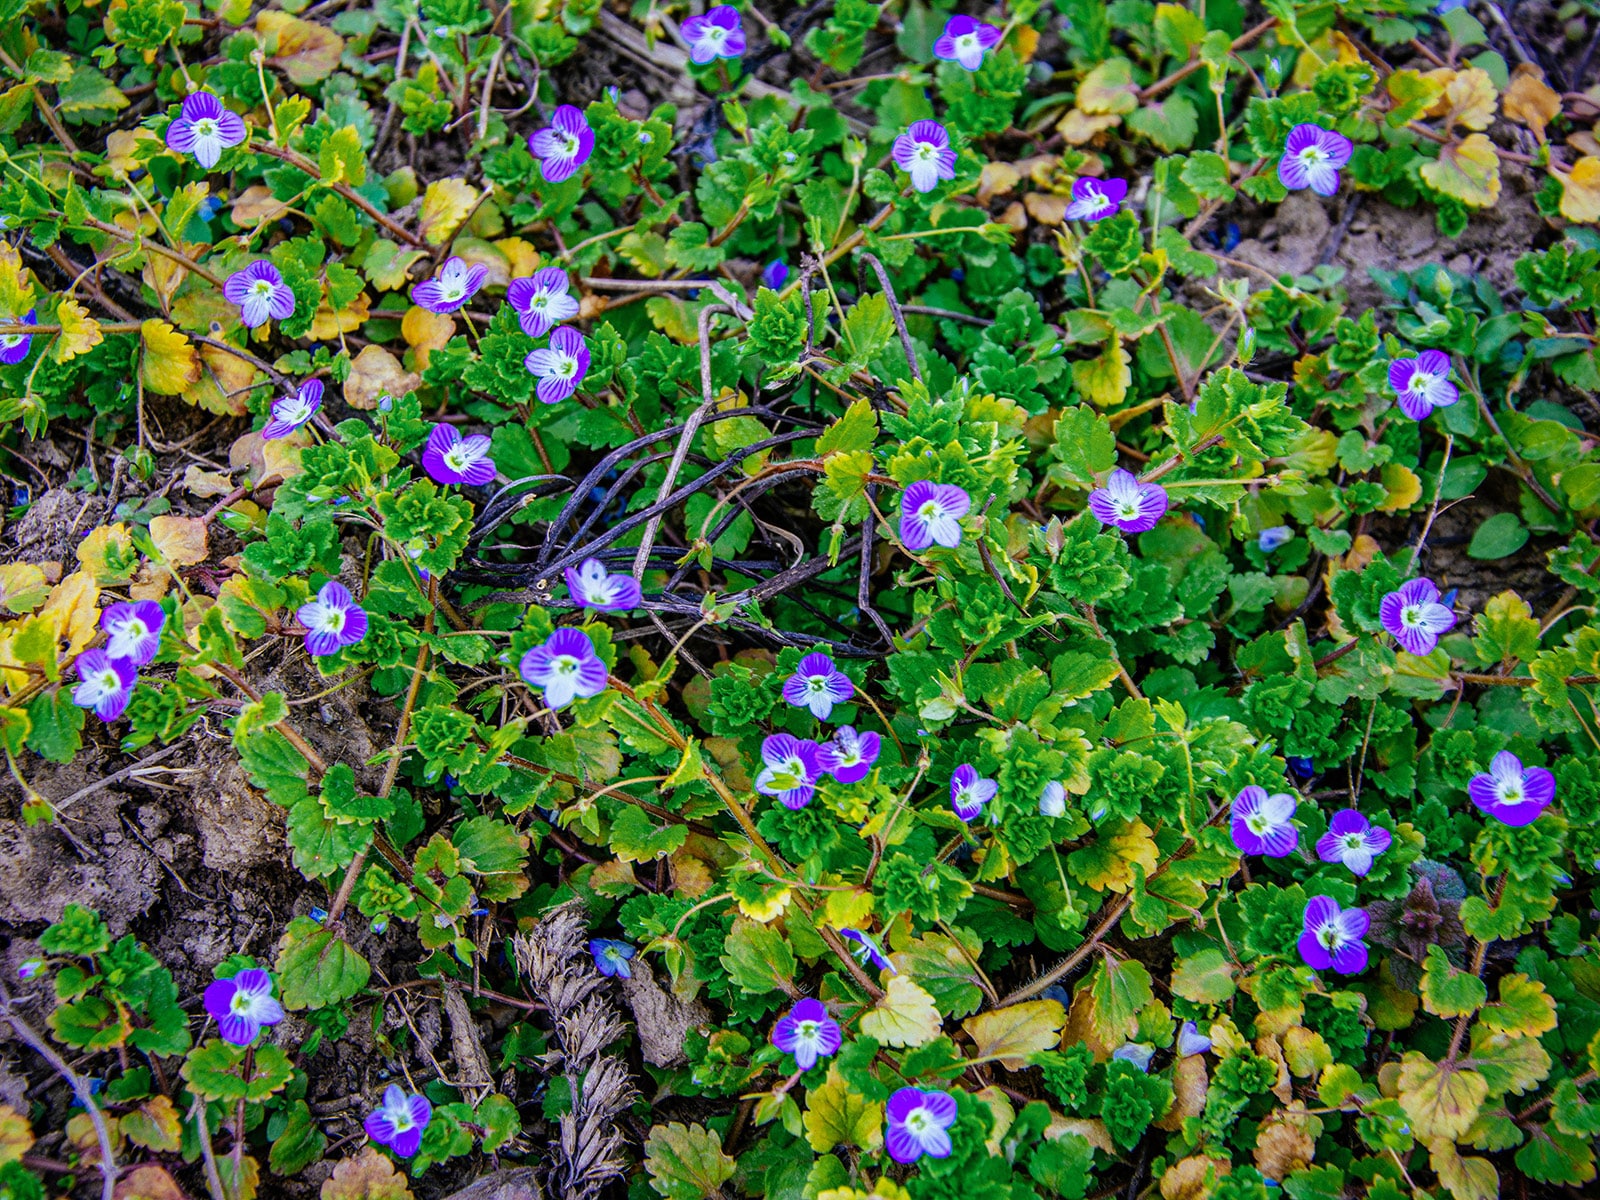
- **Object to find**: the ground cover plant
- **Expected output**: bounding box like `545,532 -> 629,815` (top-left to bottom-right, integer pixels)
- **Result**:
1,0 -> 1600,1197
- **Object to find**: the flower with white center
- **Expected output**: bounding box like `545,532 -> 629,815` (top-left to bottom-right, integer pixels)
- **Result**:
422,422 -> 496,486
933,15 -> 1002,70
1089,468 -> 1169,534
818,725 -> 881,784
892,120 -> 959,194
1388,350 -> 1459,421
263,379 -> 323,440
507,267 -> 580,338
1230,785 -> 1298,857
754,733 -> 824,810
950,764 -> 997,823
682,5 -> 746,64
520,627 -> 609,710
529,104 -> 596,183
1468,751 -> 1556,827
1298,896 -> 1370,975
100,600 -> 165,666
1378,576 -> 1456,657
1278,123 -> 1354,196
1039,780 -> 1067,818
165,90 -> 247,169
590,938 -> 635,978
1064,177 -> 1128,221
364,1084 -> 432,1158
296,580 -> 369,657
564,558 -> 643,613
1315,809 -> 1393,877
0,308 -> 35,365
223,261 -> 296,329
524,326 -> 591,404
899,480 -> 970,550
202,967 -> 285,1046
782,652 -> 854,720
411,256 -> 488,315
771,998 -> 842,1071
71,649 -> 137,722
885,1087 -> 958,1164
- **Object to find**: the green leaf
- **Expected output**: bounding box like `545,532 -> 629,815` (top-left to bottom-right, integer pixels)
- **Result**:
274,916 -> 370,1010
1421,944 -> 1488,1018
859,975 -> 943,1048
816,399 -> 879,457
610,803 -> 688,863
720,919 -> 796,995
476,1093 -> 520,1153
802,1069 -> 885,1153
1086,956 -> 1153,1045
1126,95 -> 1199,151
269,1099 -> 327,1176
1471,591 -> 1541,666
1468,512 -> 1529,559
1171,947 -> 1237,1004
24,688 -> 83,764
644,1122 -> 737,1200
180,1040 -> 294,1103
1049,404 -> 1117,487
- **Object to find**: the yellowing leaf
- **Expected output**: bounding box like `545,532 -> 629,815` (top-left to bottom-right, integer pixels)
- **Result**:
494,236 -> 541,280
1156,1056 -> 1209,1132
859,975 -> 942,1048
182,465 -> 237,498
344,344 -> 419,410
401,304 -> 455,371
643,1122 -> 736,1200
962,999 -> 1065,1069
1425,67 -> 1498,132
418,178 -> 480,246
320,1148 -> 415,1200
1502,64 -> 1561,141
0,1103 -> 33,1165
821,888 -> 875,931
310,289 -> 370,339
77,523 -> 137,583
1428,1137 -> 1499,1200
1555,157 -> 1600,224
257,11 -> 344,86
121,1094 -> 181,1152
0,564 -> 49,614
231,185 -> 293,227
1379,462 -> 1423,511
149,515 -> 209,568
52,297 -> 102,363
1072,337 -> 1133,408
802,1068 -> 884,1153
1077,58 -> 1139,116
1067,818 -> 1158,893
1056,108 -> 1122,144
1397,1052 -> 1488,1141
1481,973 -> 1558,1039
1420,134 -> 1502,209
1085,956 -> 1154,1046
0,242 -> 35,319
140,319 -> 200,395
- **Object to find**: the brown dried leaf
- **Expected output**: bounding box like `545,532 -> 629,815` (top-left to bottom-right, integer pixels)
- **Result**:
1502,64 -> 1560,141
1253,1113 -> 1315,1181
1159,1155 -> 1231,1200
1056,108 -> 1122,144
258,11 -> 345,85
1024,192 -> 1070,226
149,515 -> 209,568
978,161 -> 1022,203
231,184 -> 293,226
1156,1053 -> 1208,1130
344,343 -> 419,410
115,1164 -> 187,1200
183,465 -> 237,497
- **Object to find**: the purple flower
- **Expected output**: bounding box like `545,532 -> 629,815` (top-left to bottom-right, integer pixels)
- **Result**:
565,558 -> 643,613
71,649 -> 137,722
520,628 -> 609,709
1064,177 -> 1128,221
411,256 -> 488,315
933,15 -> 1003,70
100,600 -> 165,666
782,652 -> 854,720
0,309 -> 35,365
1177,1020 -> 1212,1057
1089,468 -> 1169,534
840,927 -> 896,973
1039,780 -> 1067,817
422,422 -> 496,486
202,968 -> 284,1046
524,326 -> 591,404
263,379 -> 323,440
1258,526 -> 1293,553
223,261 -> 296,330
682,5 -> 746,64
590,938 -> 635,978
529,105 -> 595,183
17,959 -> 42,982
771,997 -> 842,1070
507,268 -> 580,338
165,91 -> 246,169
886,1087 -> 958,1164
1316,810 -> 1393,877
297,580 -> 368,657
1230,785 -> 1298,857
892,120 -> 958,194
1113,1043 -> 1155,1071
365,1084 -> 431,1158
950,764 -> 997,823
899,481 -> 970,550
1379,577 -> 1456,657
1298,896 -> 1370,975
1388,350 -> 1458,421
1468,751 -> 1555,827
762,260 -> 788,290
754,733 -> 824,810
1278,123 -> 1353,196
819,725 -> 881,784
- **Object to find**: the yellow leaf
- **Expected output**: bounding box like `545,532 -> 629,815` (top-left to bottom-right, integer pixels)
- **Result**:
51,297 -> 102,363
257,10 -> 344,86
1428,1138 -> 1499,1200
452,237 -> 511,290
1397,1052 -> 1488,1141
858,975 -> 942,1048
1282,1027 -> 1334,1077
1502,64 -> 1561,141
1024,192 -> 1070,226
77,523 -> 137,583
1292,30 -> 1363,88
1420,134 -> 1502,209
1056,108 -> 1122,144
418,178 -> 480,246
148,515 -> 209,568
0,1103 -> 33,1166
494,236 -> 541,280
1077,58 -> 1139,116
1072,337 -> 1133,408
0,242 -> 35,320
140,319 -> 201,395
310,289 -> 370,339
1379,462 -> 1423,511
821,888 -> 875,931
344,344 -> 420,410
116,1164 -> 188,1200
1252,1113 -> 1314,1181
1425,67 -> 1498,132
1555,157 -> 1600,224
320,1147 -> 415,1200
401,304 -> 455,371
803,1067 -> 885,1153
182,465 -> 237,498
962,999 -> 1065,1069
0,563 -> 49,614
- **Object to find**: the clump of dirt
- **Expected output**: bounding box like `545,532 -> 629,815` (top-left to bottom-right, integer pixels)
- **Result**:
3,486 -> 106,566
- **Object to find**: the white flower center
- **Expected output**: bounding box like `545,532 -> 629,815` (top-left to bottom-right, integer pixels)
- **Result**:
956,34 -> 980,53
1319,923 -> 1346,949
316,607 -> 346,634
440,282 -> 464,302
390,1105 -> 415,1133
251,280 -> 274,299
1298,146 -> 1326,167
906,1108 -> 934,1134
195,118 -> 218,138
1115,498 -> 1140,519
551,655 -> 579,677
1342,833 -> 1364,850
88,668 -> 121,698
705,26 -> 726,44
554,356 -> 576,378
444,446 -> 474,472
1499,781 -> 1524,805
1402,605 -> 1423,628
797,1019 -> 819,1040
917,499 -> 942,520
282,399 -> 310,423
915,143 -> 936,162
1247,812 -> 1272,834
